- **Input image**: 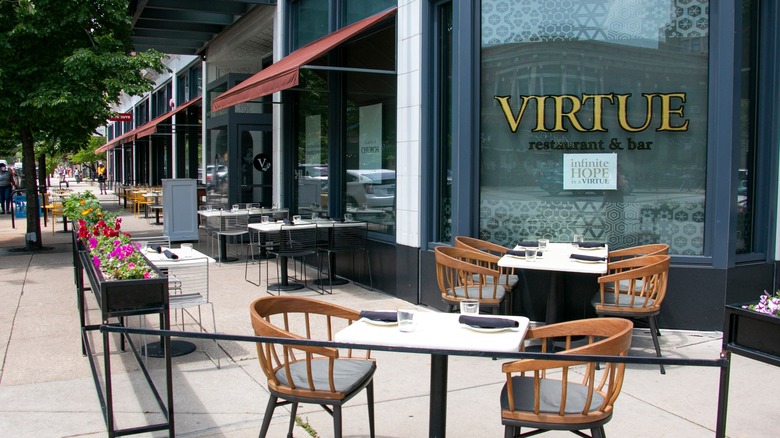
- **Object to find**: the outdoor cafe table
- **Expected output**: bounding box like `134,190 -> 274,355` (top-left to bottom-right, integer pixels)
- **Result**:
143,247 -> 215,357
498,242 -> 608,324
335,312 -> 530,438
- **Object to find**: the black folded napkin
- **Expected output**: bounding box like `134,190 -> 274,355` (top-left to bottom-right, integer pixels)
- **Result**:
506,249 -> 542,257
459,315 -> 519,329
283,219 -> 293,225
517,240 -> 539,248
570,254 -> 606,262
150,244 -> 162,253
577,241 -> 605,248
359,310 -> 397,322
163,249 -> 179,259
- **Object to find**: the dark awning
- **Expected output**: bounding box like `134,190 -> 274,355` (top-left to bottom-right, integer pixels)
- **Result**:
135,96 -> 203,139
211,7 -> 396,112
97,129 -> 137,153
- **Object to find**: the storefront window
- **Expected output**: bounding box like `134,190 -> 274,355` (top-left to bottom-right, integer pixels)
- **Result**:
294,70 -> 329,215
291,0 -> 329,49
480,0 -> 709,255
737,0 -> 759,254
436,1 -> 453,243
344,0 -> 395,26
205,127 -> 228,206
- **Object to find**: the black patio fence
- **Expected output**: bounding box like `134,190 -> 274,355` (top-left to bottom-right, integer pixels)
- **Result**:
101,324 -> 734,438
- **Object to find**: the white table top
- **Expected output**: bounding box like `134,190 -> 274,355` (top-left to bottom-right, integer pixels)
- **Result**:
248,222 -> 284,232
335,312 -> 529,353
198,208 -> 288,218
143,247 -> 215,268
497,242 -> 608,275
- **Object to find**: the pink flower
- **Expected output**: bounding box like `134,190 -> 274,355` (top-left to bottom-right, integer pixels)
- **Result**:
127,263 -> 135,269
143,272 -> 151,279
92,256 -> 101,268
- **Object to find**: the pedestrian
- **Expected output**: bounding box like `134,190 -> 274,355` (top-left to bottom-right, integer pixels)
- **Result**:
74,168 -> 80,183
0,162 -> 17,214
97,163 -> 107,194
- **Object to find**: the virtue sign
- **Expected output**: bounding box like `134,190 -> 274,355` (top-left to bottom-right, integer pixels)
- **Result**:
562,154 -> 617,190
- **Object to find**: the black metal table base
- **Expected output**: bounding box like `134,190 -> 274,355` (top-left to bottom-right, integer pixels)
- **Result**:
312,277 -> 349,286
268,282 -> 305,292
142,340 -> 197,358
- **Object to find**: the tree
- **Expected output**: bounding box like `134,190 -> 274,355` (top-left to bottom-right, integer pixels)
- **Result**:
70,136 -> 106,179
0,0 -> 166,249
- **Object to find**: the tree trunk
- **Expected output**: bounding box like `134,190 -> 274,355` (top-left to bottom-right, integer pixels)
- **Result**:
20,125 -> 43,250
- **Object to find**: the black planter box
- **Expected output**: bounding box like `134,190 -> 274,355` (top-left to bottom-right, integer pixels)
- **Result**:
78,248 -> 168,319
724,303 -> 780,367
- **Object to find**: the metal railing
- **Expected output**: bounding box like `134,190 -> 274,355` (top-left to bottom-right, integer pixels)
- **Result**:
101,324 -> 734,438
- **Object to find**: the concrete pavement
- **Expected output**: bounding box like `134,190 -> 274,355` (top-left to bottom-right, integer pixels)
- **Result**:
0,180 -> 777,437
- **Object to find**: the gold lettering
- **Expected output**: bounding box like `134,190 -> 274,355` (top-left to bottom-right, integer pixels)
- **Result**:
581,94 -> 614,132
616,93 -> 654,132
657,92 -> 689,131
495,95 -> 549,132
552,95 -> 586,132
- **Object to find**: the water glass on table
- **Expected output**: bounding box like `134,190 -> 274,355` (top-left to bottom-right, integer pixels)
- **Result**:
397,309 -> 415,332
538,238 -> 549,252
525,247 -> 539,261
460,299 -> 480,314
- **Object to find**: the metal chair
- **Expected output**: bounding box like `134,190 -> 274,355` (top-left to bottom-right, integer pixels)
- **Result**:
316,222 -> 373,294
501,318 -> 633,438
249,296 -> 376,438
213,211 -> 249,264
267,224 -> 319,292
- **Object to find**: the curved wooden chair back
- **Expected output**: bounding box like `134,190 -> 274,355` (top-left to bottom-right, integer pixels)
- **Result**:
434,245 -> 507,313
607,243 -> 669,274
596,255 -> 671,315
501,318 -> 633,435
249,296 -> 376,437
454,236 -> 519,290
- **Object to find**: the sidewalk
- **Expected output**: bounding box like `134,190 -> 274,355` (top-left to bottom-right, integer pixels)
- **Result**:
0,181 -> 777,437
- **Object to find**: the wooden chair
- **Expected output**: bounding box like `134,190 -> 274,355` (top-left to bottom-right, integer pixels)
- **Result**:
249,296 -> 376,438
593,255 -> 671,374
44,196 -> 63,234
500,318 -> 633,438
454,236 -> 520,291
607,243 -> 669,272
434,245 -> 509,314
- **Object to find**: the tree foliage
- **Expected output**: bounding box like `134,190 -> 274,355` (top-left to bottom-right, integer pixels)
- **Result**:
0,0 -> 167,249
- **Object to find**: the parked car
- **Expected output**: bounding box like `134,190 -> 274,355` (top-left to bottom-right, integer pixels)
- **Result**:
345,169 -> 395,208
198,165 -> 228,188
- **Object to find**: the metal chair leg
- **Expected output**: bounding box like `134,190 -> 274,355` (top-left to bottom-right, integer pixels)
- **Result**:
648,315 -> 666,374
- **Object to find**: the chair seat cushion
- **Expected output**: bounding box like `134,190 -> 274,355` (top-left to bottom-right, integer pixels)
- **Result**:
591,292 -> 655,308
275,358 -> 376,394
500,376 -> 605,415
477,274 -> 519,287
453,284 -> 506,300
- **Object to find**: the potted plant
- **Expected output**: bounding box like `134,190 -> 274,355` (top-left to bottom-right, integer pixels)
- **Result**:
724,291 -> 780,367
68,192 -> 168,316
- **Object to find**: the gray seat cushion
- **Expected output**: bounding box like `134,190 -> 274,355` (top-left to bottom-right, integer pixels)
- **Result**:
275,358 -> 376,394
500,376 -> 605,415
592,292 -> 654,308
476,274 -> 520,287
454,284 -> 506,300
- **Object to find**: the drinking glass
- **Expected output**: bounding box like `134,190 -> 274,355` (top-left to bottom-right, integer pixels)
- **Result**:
460,299 -> 480,314
261,215 -> 270,223
344,213 -> 354,222
525,247 -> 539,261
397,309 -> 415,332
180,243 -> 193,257
293,215 -> 302,223
312,212 -> 319,220
538,238 -> 550,252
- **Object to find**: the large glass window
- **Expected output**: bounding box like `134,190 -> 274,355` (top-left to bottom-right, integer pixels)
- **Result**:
480,0 -> 709,255
736,0 -> 759,254
290,0 -> 329,49
435,2 -> 453,243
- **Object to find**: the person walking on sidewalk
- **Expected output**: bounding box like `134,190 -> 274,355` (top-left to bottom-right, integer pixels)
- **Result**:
0,162 -> 17,214
97,163 -> 107,194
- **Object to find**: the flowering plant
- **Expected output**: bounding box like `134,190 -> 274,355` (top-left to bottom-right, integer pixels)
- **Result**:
742,290 -> 780,317
64,191 -> 116,226
77,214 -> 156,281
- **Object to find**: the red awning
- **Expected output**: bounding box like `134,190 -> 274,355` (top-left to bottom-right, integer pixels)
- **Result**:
96,129 -> 137,153
211,7 -> 396,112
135,96 -> 202,139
